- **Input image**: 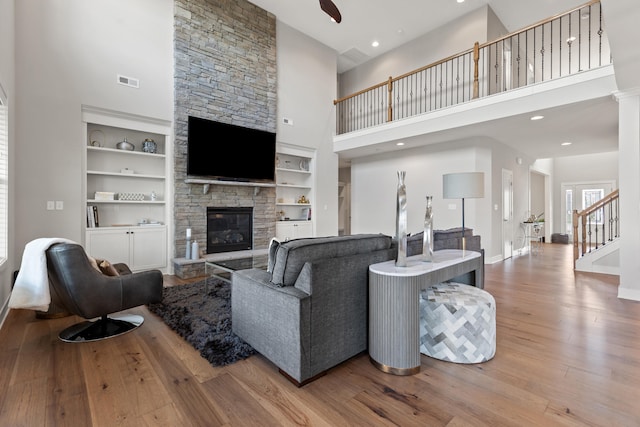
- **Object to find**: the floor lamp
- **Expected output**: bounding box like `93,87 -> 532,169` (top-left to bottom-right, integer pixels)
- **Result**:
443,172 -> 485,253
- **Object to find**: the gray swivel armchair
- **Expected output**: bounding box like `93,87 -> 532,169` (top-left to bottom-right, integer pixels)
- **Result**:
45,243 -> 163,342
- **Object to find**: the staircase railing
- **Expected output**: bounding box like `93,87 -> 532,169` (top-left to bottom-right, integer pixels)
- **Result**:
334,0 -> 610,135
572,189 -> 619,267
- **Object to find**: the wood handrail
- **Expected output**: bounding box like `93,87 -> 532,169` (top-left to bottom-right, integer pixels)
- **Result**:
334,0 -> 600,107
577,189 -> 619,217
477,0 -> 600,50
333,80 -> 388,105
572,188 -> 619,267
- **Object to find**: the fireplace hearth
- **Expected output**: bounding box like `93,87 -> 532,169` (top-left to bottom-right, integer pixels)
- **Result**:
207,207 -> 253,254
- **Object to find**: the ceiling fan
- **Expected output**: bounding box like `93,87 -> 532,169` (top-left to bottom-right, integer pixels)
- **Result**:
319,0 -> 342,23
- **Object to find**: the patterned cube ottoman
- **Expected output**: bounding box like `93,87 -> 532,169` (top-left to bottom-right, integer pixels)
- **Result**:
419,282 -> 496,364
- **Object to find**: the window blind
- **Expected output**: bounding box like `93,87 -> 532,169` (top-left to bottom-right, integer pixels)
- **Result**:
0,97 -> 8,265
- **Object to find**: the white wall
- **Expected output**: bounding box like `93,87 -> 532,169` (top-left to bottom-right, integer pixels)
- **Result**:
530,172 -> 545,219
0,0 -> 15,325
338,5 -> 500,97
486,140 -> 533,257
351,147 -> 479,237
617,94 -> 640,301
11,1 -> 340,275
350,137 -> 531,262
276,22 -> 339,237
14,0 -> 174,259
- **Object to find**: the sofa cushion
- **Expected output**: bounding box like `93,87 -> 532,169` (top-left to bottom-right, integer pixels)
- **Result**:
270,234 -> 393,287
267,237 -> 280,273
407,227 -> 480,255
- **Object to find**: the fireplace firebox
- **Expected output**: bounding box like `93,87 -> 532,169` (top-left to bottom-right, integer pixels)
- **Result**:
207,207 -> 253,254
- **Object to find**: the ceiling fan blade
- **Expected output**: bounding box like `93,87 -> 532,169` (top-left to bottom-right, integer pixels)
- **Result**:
319,0 -> 342,23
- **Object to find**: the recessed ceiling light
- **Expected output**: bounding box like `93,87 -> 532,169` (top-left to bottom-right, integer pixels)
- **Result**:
457,0 -> 465,3
371,40 -> 380,47
567,36 -> 577,43
581,12 -> 590,19
561,141 -> 572,146
396,142 -> 405,146
530,115 -> 544,121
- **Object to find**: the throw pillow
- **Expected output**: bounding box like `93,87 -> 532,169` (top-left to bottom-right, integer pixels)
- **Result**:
267,237 -> 280,273
88,256 -> 101,273
88,256 -> 131,276
98,259 -> 120,276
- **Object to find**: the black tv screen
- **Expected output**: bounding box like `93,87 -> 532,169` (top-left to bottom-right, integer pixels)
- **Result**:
187,116 -> 276,182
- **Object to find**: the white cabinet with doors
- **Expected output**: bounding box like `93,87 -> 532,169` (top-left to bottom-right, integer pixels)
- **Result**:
275,143 -> 315,241
86,226 -> 167,271
275,221 -> 313,241
82,106 -> 172,272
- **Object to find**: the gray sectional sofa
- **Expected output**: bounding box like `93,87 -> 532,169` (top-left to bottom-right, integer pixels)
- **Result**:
407,227 -> 481,255
231,228 -> 482,386
231,233 -> 396,386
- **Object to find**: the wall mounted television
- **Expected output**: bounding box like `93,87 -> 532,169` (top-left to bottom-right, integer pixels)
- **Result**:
187,116 -> 276,182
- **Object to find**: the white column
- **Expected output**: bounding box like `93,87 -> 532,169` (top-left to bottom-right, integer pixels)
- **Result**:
617,92 -> 640,301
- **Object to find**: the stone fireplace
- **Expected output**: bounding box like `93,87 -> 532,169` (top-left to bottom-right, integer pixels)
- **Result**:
207,207 -> 253,253
172,0 -> 277,279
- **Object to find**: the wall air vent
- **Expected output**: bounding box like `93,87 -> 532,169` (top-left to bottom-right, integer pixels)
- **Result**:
117,74 -> 139,89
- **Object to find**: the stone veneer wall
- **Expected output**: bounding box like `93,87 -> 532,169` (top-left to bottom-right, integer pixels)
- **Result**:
173,0 -> 277,260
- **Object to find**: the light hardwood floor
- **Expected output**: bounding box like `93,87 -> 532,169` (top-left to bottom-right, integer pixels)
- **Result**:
1,243 -> 639,426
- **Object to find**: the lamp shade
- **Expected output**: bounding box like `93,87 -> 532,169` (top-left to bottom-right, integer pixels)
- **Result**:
443,172 -> 485,199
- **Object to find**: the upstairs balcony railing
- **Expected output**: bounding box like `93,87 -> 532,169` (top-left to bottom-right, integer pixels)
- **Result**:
572,189 -> 619,268
334,0 -> 611,135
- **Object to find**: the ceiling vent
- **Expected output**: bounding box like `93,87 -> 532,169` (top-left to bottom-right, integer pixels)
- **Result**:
340,47 -> 370,64
117,74 -> 139,89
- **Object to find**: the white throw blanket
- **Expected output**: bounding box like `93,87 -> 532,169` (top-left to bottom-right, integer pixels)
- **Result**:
9,237 -> 77,312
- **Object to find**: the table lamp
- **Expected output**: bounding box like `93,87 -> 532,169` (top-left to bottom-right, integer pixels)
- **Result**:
443,172 -> 484,252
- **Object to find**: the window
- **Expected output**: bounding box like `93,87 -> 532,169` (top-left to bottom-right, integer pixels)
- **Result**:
0,85 -> 7,267
583,188 -> 604,224
564,189 -> 573,237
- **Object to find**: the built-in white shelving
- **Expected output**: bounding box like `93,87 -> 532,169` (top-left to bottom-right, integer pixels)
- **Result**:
82,106 -> 172,272
275,144 -> 315,240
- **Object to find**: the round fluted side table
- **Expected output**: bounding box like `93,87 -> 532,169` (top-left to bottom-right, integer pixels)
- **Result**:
368,250 -> 484,375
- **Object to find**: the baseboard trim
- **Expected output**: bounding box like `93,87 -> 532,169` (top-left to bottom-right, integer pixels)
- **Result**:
618,286 -> 640,302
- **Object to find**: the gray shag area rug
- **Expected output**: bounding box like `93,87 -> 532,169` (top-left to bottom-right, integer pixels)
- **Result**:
147,278 -> 256,366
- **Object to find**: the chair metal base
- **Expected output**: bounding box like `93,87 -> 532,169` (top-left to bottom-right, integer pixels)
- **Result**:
59,314 -> 144,343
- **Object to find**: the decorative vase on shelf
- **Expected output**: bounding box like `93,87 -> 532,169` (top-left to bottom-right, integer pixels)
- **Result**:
395,171 -> 408,267
142,138 -> 157,153
422,195 -> 434,262
191,240 -> 199,260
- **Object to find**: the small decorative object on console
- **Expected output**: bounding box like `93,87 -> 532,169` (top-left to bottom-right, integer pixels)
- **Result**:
422,195 -> 434,262
118,192 -> 145,201
395,171 -> 408,267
